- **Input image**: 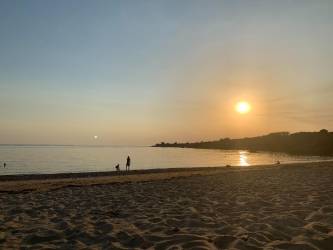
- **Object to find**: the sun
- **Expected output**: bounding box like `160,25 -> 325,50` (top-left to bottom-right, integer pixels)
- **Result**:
235,101 -> 251,114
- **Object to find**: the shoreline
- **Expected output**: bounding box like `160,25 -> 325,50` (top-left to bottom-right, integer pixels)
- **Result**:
1,161 -> 333,193
1,160 -> 333,182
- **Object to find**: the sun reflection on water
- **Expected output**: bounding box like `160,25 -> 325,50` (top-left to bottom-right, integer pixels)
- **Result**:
239,150 -> 249,166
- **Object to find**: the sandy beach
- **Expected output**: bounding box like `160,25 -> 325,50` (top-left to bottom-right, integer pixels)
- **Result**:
1,162 -> 333,249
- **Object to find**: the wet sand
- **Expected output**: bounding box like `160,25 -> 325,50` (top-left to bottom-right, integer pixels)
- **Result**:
1,162 -> 333,249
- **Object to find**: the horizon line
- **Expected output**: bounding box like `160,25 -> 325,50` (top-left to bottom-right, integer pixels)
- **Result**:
1,129 -> 331,148
0,144 -> 150,147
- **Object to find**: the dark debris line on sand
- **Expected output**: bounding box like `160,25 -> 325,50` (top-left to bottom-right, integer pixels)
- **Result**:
1,165 -> 333,249
0,166 -> 223,182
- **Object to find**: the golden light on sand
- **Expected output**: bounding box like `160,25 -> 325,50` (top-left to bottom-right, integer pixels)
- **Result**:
235,101 -> 251,114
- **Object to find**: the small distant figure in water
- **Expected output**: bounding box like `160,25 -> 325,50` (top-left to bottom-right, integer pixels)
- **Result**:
115,164 -> 120,171
126,156 -> 131,171
276,160 -> 280,165
3,162 -> 6,168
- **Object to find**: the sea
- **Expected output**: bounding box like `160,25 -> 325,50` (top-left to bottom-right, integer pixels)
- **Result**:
0,145 -> 332,175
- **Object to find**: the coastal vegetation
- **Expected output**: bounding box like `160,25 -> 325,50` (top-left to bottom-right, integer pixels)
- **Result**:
154,130 -> 333,156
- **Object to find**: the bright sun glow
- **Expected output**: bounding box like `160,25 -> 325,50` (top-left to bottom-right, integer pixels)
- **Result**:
235,101 -> 251,114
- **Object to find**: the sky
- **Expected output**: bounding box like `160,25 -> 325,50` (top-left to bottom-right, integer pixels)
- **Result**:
1,0 -> 333,145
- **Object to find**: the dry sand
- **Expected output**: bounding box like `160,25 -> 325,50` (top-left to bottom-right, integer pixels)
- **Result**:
1,162 -> 333,249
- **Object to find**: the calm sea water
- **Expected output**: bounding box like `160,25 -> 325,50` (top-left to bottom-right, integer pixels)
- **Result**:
0,145 -> 332,175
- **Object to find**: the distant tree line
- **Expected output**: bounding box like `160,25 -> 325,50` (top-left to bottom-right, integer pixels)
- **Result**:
153,129 -> 333,156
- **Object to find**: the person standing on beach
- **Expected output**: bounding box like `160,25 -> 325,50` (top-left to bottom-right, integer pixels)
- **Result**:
3,162 -> 6,168
126,156 -> 131,171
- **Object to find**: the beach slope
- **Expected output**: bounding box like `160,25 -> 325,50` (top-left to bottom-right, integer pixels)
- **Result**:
1,162 -> 333,249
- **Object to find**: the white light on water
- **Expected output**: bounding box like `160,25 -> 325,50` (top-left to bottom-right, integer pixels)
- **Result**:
0,146 -> 331,175
239,151 -> 249,166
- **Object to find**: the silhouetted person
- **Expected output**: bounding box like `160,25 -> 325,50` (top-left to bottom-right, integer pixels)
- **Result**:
3,162 -> 6,168
276,160 -> 280,165
115,164 -> 120,171
126,156 -> 131,171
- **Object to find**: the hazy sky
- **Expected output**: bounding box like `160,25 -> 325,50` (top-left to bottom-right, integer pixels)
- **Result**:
1,0 -> 333,145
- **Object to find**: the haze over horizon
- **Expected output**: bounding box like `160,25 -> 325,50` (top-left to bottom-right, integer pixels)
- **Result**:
1,0 -> 333,145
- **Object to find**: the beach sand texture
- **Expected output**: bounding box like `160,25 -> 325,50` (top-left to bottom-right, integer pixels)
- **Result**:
1,163 -> 333,249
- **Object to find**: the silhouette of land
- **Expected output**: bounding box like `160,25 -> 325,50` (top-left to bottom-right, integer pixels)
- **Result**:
154,129 -> 333,156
